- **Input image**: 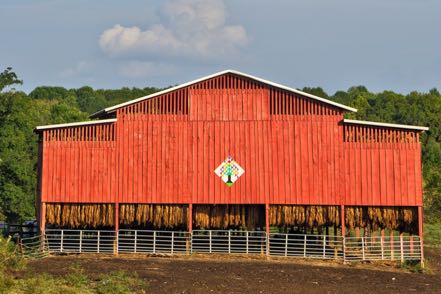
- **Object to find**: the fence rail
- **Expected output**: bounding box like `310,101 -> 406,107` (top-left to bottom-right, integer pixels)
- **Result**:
19,235 -> 49,258
39,229 -> 422,262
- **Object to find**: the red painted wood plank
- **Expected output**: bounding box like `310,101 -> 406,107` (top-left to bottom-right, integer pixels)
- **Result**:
137,118 -> 143,202
385,148 -> 394,205
399,148 -> 407,206
262,121 -> 271,203
312,121 -> 319,203
393,149 -> 401,206
415,146 -> 423,205
256,120 -> 264,203
150,121 -> 157,203
407,149 -> 416,205
361,147 -> 367,205
52,132 -> 58,202
161,122 -> 168,202
366,145 -> 372,205
208,122 -> 215,204
270,120 -> 279,203
176,121 -> 182,203
371,146 -> 379,206
280,121 -> 289,204
250,121 -> 257,203
181,121 -> 188,202
294,122 -> 301,202
307,121 -> 314,204
343,147 -> 349,205
195,121 -> 202,203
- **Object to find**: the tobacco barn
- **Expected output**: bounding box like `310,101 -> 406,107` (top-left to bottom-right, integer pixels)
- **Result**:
34,70 -> 428,260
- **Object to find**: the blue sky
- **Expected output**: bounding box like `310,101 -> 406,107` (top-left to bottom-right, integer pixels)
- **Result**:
1,0 -> 440,94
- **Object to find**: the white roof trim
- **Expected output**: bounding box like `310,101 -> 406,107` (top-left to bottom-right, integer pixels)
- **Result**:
343,119 -> 429,131
91,69 -> 357,117
35,118 -> 117,131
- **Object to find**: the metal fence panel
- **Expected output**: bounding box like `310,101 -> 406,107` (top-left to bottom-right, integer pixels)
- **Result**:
191,230 -> 266,254
268,233 -> 343,259
118,230 -> 191,254
46,229 -> 115,253
344,235 -> 421,261
40,229 -> 422,262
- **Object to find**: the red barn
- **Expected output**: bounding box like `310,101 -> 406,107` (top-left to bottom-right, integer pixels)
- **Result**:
35,70 -> 427,250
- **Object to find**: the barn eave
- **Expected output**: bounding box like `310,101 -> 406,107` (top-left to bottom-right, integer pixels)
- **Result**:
343,119 -> 429,131
34,118 -> 117,132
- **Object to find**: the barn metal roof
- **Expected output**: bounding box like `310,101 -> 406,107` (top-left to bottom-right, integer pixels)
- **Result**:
343,119 -> 429,131
90,69 -> 358,118
35,118 -> 117,131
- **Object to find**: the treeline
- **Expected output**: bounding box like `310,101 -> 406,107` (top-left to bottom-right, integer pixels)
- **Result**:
0,67 -> 440,223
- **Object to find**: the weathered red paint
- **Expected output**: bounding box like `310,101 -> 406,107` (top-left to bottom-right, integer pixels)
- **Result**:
37,73 -> 424,209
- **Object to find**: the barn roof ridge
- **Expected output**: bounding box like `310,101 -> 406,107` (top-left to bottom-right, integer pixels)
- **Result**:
343,119 -> 429,131
35,118 -> 117,132
90,69 -> 358,118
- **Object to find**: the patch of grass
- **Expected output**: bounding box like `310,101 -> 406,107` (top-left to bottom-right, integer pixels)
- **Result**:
1,267 -> 147,294
424,222 -> 441,248
65,263 -> 91,289
0,236 -> 26,271
0,236 -> 146,293
400,260 -> 428,274
96,270 -> 146,294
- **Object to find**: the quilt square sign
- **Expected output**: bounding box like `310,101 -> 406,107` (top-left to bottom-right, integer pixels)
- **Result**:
214,156 -> 244,187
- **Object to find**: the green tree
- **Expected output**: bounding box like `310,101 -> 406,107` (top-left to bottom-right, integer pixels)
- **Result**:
74,86 -> 108,114
0,67 -> 22,92
0,69 -> 89,222
301,87 -> 329,99
29,86 -> 71,101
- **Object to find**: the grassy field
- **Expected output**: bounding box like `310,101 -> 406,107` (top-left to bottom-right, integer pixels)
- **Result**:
425,222 -> 441,248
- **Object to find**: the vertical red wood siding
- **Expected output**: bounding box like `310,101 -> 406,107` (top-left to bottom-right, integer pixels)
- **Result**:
39,73 -> 424,207
41,124 -> 117,203
342,125 -> 422,206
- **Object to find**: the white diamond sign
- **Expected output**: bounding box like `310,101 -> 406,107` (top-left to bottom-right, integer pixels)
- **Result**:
214,156 -> 244,187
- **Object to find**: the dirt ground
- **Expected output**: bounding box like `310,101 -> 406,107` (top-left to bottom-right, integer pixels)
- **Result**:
19,248 -> 441,293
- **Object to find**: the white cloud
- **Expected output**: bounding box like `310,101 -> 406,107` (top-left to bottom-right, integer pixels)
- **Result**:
119,61 -> 176,78
60,61 -> 93,78
99,0 -> 248,59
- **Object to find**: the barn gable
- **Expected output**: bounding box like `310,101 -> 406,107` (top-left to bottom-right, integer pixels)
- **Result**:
91,70 -> 357,120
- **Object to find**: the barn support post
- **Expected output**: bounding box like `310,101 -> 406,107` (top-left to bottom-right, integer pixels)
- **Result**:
188,203 -> 193,233
340,205 -> 346,261
399,232 -> 404,263
187,203 -> 193,255
418,206 -> 424,267
265,204 -> 270,235
114,202 -> 119,255
38,202 -> 46,235
390,230 -> 394,260
265,203 -> 270,256
381,229 -> 385,260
